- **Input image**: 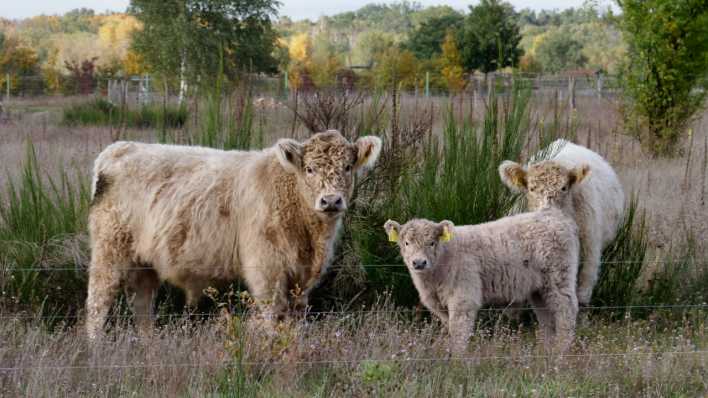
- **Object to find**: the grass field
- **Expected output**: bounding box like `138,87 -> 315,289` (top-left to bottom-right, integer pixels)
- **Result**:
1,89 -> 707,396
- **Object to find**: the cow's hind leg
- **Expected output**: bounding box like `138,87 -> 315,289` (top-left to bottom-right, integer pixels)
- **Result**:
125,268 -> 160,336
576,240 -> 601,306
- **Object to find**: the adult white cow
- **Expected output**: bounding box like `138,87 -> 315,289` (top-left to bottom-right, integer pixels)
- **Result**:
499,140 -> 625,305
86,130 -> 382,338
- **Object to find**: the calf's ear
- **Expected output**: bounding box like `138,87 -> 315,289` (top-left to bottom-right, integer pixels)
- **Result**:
276,138 -> 304,173
384,219 -> 401,243
499,161 -> 527,192
569,164 -> 591,187
354,136 -> 383,173
439,220 -> 455,242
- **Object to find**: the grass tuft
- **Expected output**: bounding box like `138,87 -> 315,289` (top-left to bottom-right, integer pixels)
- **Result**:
62,98 -> 187,129
0,141 -> 89,317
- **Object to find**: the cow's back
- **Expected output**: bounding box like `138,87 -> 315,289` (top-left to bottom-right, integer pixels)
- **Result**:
90,141 -> 268,284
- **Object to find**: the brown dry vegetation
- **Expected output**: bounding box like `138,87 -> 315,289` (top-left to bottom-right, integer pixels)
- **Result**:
1,304 -> 706,396
1,91 -> 707,396
3,92 -> 706,251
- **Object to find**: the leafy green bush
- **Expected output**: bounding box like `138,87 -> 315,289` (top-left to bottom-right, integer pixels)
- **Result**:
619,0 -> 708,156
62,98 -> 188,129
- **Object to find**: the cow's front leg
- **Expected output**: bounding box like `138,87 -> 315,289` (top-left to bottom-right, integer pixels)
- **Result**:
244,263 -> 289,329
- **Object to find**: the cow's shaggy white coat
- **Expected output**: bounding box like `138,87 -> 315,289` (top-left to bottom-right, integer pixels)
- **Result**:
86,131 -> 381,338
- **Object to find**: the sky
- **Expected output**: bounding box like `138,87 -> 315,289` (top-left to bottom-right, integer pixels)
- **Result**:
0,0 -> 613,21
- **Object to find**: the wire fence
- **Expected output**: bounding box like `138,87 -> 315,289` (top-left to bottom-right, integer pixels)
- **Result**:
0,71 -> 623,105
2,259 -> 706,273
1,350 -> 706,373
2,260 -> 706,322
1,304 -> 707,322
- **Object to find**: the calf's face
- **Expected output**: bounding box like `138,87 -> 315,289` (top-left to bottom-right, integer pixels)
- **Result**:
499,160 -> 590,211
384,219 -> 454,272
276,130 -> 382,219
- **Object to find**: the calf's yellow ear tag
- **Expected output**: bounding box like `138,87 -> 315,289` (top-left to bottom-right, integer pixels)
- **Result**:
388,229 -> 399,243
440,227 -> 453,242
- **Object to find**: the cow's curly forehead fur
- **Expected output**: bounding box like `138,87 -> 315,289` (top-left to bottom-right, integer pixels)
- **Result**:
302,132 -> 357,168
401,219 -> 441,244
527,161 -> 572,191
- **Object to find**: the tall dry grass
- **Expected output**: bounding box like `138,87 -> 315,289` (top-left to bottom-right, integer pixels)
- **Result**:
1,301 -> 706,397
0,88 -> 707,395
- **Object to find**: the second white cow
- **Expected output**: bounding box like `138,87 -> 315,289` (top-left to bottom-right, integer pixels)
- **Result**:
499,140 -> 625,305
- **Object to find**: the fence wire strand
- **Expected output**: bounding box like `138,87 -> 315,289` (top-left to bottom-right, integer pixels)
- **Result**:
1,350 -> 706,373
1,260 -> 705,273
1,303 -> 706,321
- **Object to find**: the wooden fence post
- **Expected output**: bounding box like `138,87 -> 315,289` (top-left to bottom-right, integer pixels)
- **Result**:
486,72 -> 495,104
596,72 -> 604,99
568,76 -> 576,110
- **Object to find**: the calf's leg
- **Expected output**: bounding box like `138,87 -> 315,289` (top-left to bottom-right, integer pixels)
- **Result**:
544,291 -> 578,353
448,303 -> 477,354
530,293 -> 555,348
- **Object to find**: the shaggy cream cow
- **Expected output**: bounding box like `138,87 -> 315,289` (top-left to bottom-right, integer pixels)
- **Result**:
86,130 -> 382,338
499,140 -> 625,305
384,211 -> 579,352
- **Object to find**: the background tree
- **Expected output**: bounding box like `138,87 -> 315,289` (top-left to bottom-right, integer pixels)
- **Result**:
130,0 -> 279,99
458,0 -> 522,73
439,31 -> 466,94
286,32 -> 313,90
372,48 -> 420,91
618,0 -> 708,156
0,33 -> 43,94
405,8 -> 463,60
533,27 -> 587,73
352,30 -> 395,67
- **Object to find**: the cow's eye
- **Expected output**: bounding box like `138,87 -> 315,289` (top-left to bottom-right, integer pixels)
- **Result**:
345,164 -> 352,172
404,241 -> 409,246
429,241 -> 436,247
561,185 -> 568,192
305,166 -> 315,174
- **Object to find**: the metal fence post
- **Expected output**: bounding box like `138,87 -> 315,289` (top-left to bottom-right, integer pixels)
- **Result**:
5,74 -> 9,102
425,71 -> 430,98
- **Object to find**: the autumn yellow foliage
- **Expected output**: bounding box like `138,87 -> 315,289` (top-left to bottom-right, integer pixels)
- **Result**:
439,31 -> 466,94
288,33 -> 312,64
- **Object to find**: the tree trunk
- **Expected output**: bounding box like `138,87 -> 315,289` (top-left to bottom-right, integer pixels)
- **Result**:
178,53 -> 187,105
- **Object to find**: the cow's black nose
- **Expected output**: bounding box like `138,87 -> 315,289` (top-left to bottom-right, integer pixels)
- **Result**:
412,259 -> 428,270
319,194 -> 344,212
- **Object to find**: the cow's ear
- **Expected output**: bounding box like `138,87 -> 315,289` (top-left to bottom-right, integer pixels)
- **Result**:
439,220 -> 454,243
275,139 -> 304,173
354,136 -> 382,173
499,160 -> 527,192
568,164 -> 591,187
384,219 -> 401,243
